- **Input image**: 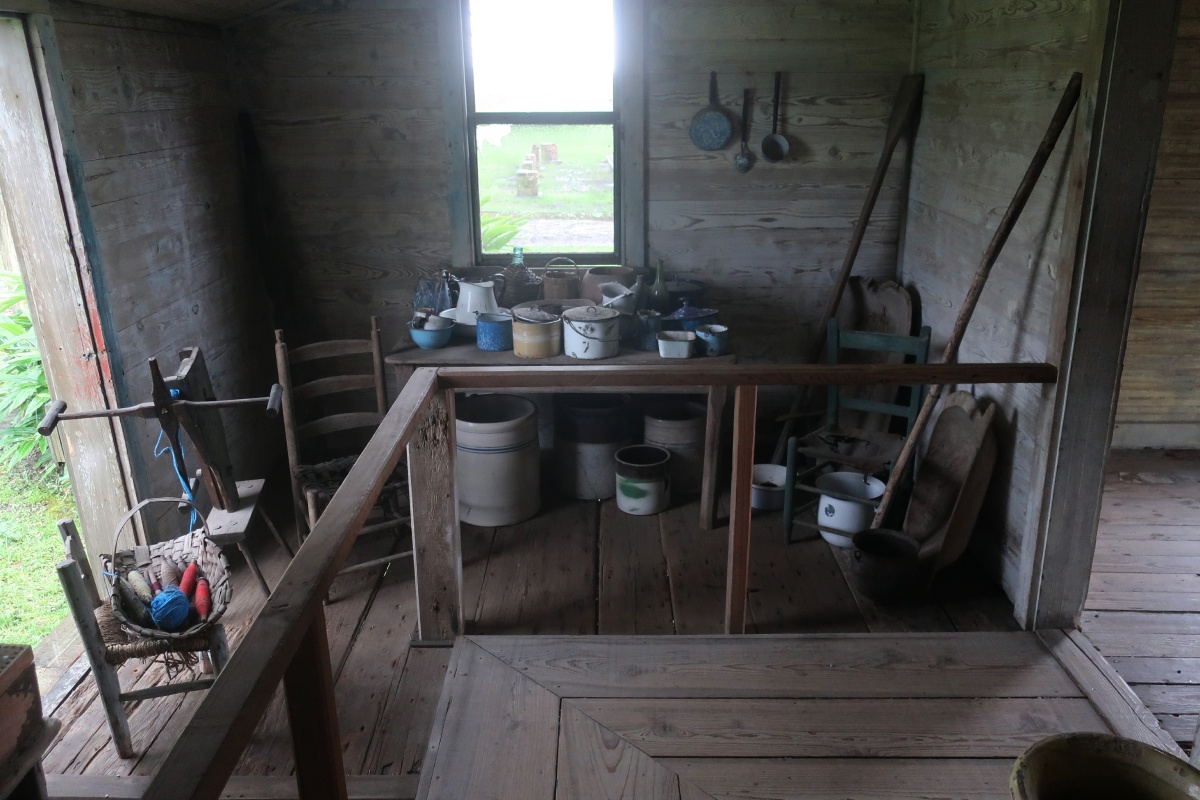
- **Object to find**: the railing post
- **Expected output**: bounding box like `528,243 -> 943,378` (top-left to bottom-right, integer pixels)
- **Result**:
724,385 -> 757,634
408,389 -> 463,642
284,606 -> 347,800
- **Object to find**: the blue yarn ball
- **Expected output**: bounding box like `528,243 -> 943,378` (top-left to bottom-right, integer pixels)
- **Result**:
150,586 -> 190,631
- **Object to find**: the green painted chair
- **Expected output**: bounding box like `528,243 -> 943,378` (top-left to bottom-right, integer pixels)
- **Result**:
782,319 -> 931,543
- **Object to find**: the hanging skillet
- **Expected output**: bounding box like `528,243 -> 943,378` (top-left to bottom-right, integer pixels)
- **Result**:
689,72 -> 734,151
762,72 -> 790,163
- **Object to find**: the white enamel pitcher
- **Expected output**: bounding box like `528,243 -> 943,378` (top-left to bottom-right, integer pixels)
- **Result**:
453,274 -> 506,328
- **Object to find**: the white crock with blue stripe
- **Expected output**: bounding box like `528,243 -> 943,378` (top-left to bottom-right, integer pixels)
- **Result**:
455,394 -> 540,526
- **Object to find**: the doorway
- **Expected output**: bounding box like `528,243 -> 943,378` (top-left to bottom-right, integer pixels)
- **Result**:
0,13 -> 134,658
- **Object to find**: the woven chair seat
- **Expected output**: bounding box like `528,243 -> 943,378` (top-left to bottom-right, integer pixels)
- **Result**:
294,455 -> 409,525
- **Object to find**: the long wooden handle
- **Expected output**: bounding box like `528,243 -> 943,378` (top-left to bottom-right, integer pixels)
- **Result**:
772,73 -> 925,464
871,71 -> 1084,529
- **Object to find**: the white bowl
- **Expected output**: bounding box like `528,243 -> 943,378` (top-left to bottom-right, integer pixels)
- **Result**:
814,471 -> 885,547
657,330 -> 696,358
751,464 -> 788,510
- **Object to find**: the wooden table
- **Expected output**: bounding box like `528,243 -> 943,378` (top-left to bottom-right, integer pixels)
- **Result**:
386,342 -> 737,529
416,631 -> 1182,800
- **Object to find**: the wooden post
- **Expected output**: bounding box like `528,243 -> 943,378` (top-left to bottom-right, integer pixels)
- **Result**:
56,519 -> 100,610
284,607 -> 347,800
407,390 -> 463,642
724,385 -> 757,634
1031,0 -> 1182,628
699,385 -> 727,529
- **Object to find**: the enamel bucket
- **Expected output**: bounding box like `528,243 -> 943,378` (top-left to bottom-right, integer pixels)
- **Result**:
562,305 -> 620,360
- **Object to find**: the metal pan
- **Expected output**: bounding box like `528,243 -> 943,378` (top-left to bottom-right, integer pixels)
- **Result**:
689,71 -> 733,151
762,72 -> 789,163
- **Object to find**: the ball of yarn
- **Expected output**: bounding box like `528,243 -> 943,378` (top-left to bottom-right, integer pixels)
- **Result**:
150,585 -> 191,631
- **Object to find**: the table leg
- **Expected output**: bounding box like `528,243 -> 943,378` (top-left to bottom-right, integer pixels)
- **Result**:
724,385 -> 757,635
699,385 -> 727,530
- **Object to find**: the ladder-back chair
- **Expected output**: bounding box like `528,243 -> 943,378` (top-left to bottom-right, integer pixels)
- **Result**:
274,318 -> 410,573
782,318 -> 931,542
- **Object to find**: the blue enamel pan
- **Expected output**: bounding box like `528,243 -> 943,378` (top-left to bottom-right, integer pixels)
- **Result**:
689,72 -> 733,151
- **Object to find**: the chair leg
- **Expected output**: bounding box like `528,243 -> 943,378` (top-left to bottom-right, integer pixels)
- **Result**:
256,506 -> 294,558
783,437 -> 797,543
57,560 -> 134,759
238,541 -> 273,597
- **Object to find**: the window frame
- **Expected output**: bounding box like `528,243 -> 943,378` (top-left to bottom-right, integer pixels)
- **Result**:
451,0 -> 644,270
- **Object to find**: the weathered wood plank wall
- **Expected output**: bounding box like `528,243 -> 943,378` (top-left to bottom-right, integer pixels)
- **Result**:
1112,0 -> 1200,448
644,0 -> 914,349
227,0 -> 914,349
50,0 -> 275,538
900,0 -> 1099,599
227,0 -> 449,346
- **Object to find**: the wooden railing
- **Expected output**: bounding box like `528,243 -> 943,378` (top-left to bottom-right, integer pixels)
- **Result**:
140,360 -> 1057,800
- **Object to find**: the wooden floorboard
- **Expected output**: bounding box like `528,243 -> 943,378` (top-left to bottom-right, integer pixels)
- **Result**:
598,500 -> 674,635
416,633 -> 1141,800
1082,449 -> 1200,752
664,758 -> 1014,800
469,633 -> 1083,698
569,696 -> 1109,757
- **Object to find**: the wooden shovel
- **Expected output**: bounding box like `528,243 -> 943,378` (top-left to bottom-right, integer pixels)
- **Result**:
772,73 -> 926,464
870,71 -> 1084,529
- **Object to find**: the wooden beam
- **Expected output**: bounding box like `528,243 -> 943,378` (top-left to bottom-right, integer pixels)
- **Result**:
0,0 -> 48,12
1031,0 -> 1182,629
435,362 -> 1057,391
142,369 -> 438,800
437,0 -> 473,269
407,390 -> 464,642
284,609 -> 347,800
724,385 -> 757,635
616,0 -> 647,267
1038,629 -> 1183,757
45,775 -> 418,800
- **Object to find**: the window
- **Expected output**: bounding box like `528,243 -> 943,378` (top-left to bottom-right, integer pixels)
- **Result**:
464,0 -> 620,266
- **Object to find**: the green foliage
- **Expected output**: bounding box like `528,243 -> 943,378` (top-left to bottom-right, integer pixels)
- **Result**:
0,463 -> 75,644
0,273 -> 56,475
479,195 -> 529,254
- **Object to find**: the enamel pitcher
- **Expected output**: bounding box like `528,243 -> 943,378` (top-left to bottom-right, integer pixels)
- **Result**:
453,273 -> 506,328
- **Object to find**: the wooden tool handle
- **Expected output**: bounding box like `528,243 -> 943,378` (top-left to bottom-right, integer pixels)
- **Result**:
38,400 -> 67,436
870,71 -> 1083,529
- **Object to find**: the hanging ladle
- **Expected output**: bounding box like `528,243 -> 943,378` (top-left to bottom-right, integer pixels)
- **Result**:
761,72 -> 790,163
735,88 -> 754,173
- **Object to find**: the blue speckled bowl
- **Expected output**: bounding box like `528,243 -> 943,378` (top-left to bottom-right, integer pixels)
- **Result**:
410,321 -> 454,349
476,312 -> 513,351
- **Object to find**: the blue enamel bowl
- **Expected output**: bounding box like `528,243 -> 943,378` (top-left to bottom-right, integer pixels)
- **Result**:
410,321 -> 454,349
476,312 -> 514,351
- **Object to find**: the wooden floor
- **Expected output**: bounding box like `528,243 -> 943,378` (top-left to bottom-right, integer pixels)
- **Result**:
40,487 -> 1019,785
1082,449 -> 1200,754
419,632 -> 1180,800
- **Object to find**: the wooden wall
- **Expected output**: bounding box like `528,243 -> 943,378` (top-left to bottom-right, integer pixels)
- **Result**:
227,0 -> 449,346
227,0 -> 915,352
900,0 -> 1100,598
51,1 -> 275,537
1112,0 -> 1200,449
644,1 -> 914,352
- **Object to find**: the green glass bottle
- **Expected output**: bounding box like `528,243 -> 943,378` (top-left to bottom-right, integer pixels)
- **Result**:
647,259 -> 672,312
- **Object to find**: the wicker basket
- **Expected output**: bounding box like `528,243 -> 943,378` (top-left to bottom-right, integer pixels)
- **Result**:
102,497 -> 232,640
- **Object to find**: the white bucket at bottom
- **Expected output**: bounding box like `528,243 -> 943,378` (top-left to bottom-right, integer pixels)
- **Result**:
456,394 -> 540,526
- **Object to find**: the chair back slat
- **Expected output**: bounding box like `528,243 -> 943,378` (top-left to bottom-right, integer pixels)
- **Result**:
297,411 -> 384,442
292,375 -> 377,403
288,339 -> 373,364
